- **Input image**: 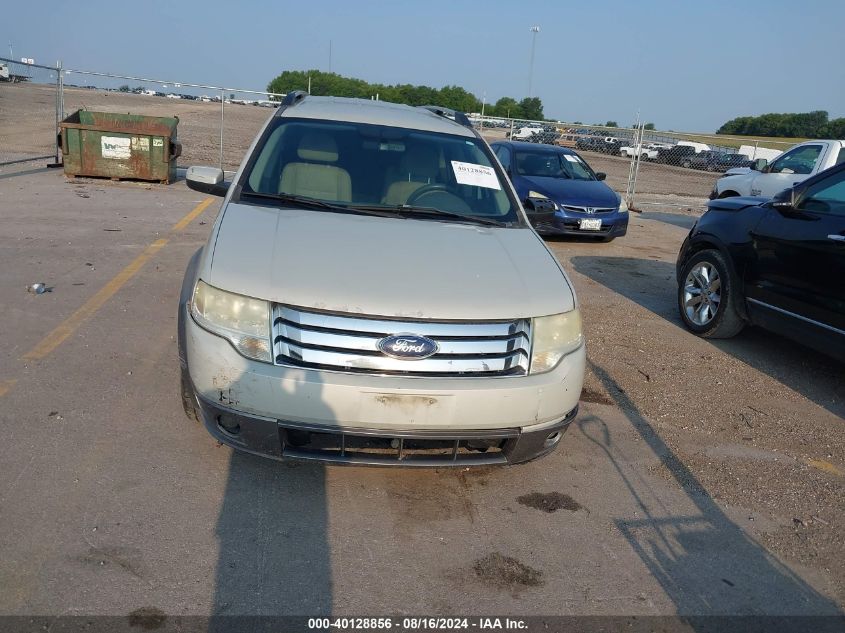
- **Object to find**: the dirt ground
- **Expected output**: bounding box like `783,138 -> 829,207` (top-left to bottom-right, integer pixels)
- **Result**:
0,85 -> 842,619
3,83 -> 716,211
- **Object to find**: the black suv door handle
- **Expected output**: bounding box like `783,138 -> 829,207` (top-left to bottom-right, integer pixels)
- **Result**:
828,234 -> 845,242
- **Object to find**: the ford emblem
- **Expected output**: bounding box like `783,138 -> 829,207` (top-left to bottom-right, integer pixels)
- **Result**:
377,334 -> 439,360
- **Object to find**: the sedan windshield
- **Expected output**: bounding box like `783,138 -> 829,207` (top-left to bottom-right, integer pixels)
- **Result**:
240,118 -> 520,224
514,151 -> 596,181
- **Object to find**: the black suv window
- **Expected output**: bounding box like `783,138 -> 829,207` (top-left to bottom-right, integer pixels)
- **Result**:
797,168 -> 845,217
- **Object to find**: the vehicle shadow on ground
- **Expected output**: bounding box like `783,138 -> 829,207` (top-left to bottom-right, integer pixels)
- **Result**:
209,371 -> 333,629
579,360 -> 843,619
570,255 -> 845,419
638,211 -> 699,230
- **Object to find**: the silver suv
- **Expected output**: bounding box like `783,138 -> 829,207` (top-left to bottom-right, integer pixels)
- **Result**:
179,92 -> 585,466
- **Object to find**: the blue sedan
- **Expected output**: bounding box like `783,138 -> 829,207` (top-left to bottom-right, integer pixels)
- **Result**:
491,141 -> 628,241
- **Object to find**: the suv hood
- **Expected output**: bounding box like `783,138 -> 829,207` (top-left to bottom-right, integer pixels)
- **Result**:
207,203 -> 574,320
707,196 -> 768,212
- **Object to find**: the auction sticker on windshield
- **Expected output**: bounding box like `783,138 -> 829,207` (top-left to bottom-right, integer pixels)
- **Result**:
451,161 -> 501,190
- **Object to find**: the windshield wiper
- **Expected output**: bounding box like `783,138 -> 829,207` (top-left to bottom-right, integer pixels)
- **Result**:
240,191 -> 395,217
348,203 -> 509,227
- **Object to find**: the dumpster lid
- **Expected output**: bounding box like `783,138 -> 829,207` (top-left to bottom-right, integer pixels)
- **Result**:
61,109 -> 178,137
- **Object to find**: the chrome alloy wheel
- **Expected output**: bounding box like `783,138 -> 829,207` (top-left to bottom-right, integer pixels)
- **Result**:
683,262 -> 722,326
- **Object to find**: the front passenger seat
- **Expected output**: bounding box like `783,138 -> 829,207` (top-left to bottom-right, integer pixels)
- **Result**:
279,133 -> 351,202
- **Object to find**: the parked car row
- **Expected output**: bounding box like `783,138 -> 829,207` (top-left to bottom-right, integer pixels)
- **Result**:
506,124 -> 561,144
175,96 -> 840,473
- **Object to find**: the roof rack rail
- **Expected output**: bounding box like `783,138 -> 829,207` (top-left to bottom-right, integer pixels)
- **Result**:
282,90 -> 308,106
418,105 -> 473,129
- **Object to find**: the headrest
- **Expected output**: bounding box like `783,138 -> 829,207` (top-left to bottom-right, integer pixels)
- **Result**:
297,133 -> 339,162
399,144 -> 439,179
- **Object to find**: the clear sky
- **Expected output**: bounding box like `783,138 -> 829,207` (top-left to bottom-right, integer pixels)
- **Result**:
4,0 -> 843,132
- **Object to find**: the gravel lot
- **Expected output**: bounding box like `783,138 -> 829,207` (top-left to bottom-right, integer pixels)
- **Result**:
0,84 -> 842,620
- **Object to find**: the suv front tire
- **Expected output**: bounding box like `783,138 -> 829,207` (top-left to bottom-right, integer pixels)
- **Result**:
678,249 -> 745,338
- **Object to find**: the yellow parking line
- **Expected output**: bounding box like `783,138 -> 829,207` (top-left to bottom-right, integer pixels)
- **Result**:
171,197 -> 214,231
0,379 -> 17,398
21,198 -> 214,362
808,459 -> 843,477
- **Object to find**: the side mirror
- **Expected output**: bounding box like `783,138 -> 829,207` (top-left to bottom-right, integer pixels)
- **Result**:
771,187 -> 795,212
750,158 -> 768,172
186,166 -> 229,197
595,172 -> 607,181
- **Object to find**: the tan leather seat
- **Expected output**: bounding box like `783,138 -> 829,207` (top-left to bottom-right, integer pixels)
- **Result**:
382,144 -> 440,205
279,133 -> 351,202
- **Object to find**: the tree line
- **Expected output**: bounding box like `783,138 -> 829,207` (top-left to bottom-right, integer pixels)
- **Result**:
266,70 -> 545,121
717,110 -> 845,139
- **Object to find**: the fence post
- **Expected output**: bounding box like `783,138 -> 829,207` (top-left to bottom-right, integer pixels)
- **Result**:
50,60 -> 63,167
219,88 -> 225,170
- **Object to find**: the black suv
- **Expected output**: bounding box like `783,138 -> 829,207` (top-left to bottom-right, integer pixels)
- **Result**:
657,145 -> 697,166
676,161 -> 845,360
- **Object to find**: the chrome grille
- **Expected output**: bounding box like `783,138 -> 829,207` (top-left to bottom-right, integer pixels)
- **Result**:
561,205 -> 616,214
272,305 -> 531,376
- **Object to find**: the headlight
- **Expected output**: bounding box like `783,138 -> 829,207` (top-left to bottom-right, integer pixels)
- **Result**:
530,310 -> 583,374
527,191 -> 558,210
190,280 -> 272,363
618,197 -> 629,213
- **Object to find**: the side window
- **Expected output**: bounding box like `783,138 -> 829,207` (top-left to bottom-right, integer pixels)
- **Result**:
769,144 -> 823,175
836,147 -> 845,166
796,169 -> 845,217
495,146 -> 511,172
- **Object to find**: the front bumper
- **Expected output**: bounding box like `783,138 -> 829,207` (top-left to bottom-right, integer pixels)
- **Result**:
529,211 -> 629,238
182,309 -> 585,466
190,387 -> 578,466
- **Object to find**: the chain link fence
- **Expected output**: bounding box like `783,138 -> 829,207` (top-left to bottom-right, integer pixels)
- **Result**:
0,57 -> 62,165
0,59 -> 285,171
60,69 -> 285,170
1,58 -> 806,209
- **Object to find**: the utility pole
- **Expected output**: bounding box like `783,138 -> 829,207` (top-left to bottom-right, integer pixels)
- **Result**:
329,40 -> 333,74
528,25 -> 540,97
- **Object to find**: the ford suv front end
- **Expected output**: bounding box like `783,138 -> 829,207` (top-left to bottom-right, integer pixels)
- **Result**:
179,94 -> 586,466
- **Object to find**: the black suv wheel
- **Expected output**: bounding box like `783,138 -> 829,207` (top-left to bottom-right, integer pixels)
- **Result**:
678,249 -> 745,338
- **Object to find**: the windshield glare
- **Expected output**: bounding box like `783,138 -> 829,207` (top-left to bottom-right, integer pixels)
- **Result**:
514,151 -> 595,181
242,118 -> 518,223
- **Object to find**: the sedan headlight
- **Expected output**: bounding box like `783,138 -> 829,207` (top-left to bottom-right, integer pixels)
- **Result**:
190,280 -> 272,363
527,190 -> 559,210
618,197 -> 629,213
530,310 -> 583,374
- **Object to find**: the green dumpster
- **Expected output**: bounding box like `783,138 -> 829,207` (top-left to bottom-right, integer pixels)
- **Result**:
59,110 -> 182,184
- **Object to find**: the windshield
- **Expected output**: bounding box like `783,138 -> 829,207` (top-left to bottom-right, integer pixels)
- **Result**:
514,150 -> 596,181
240,118 -> 520,224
